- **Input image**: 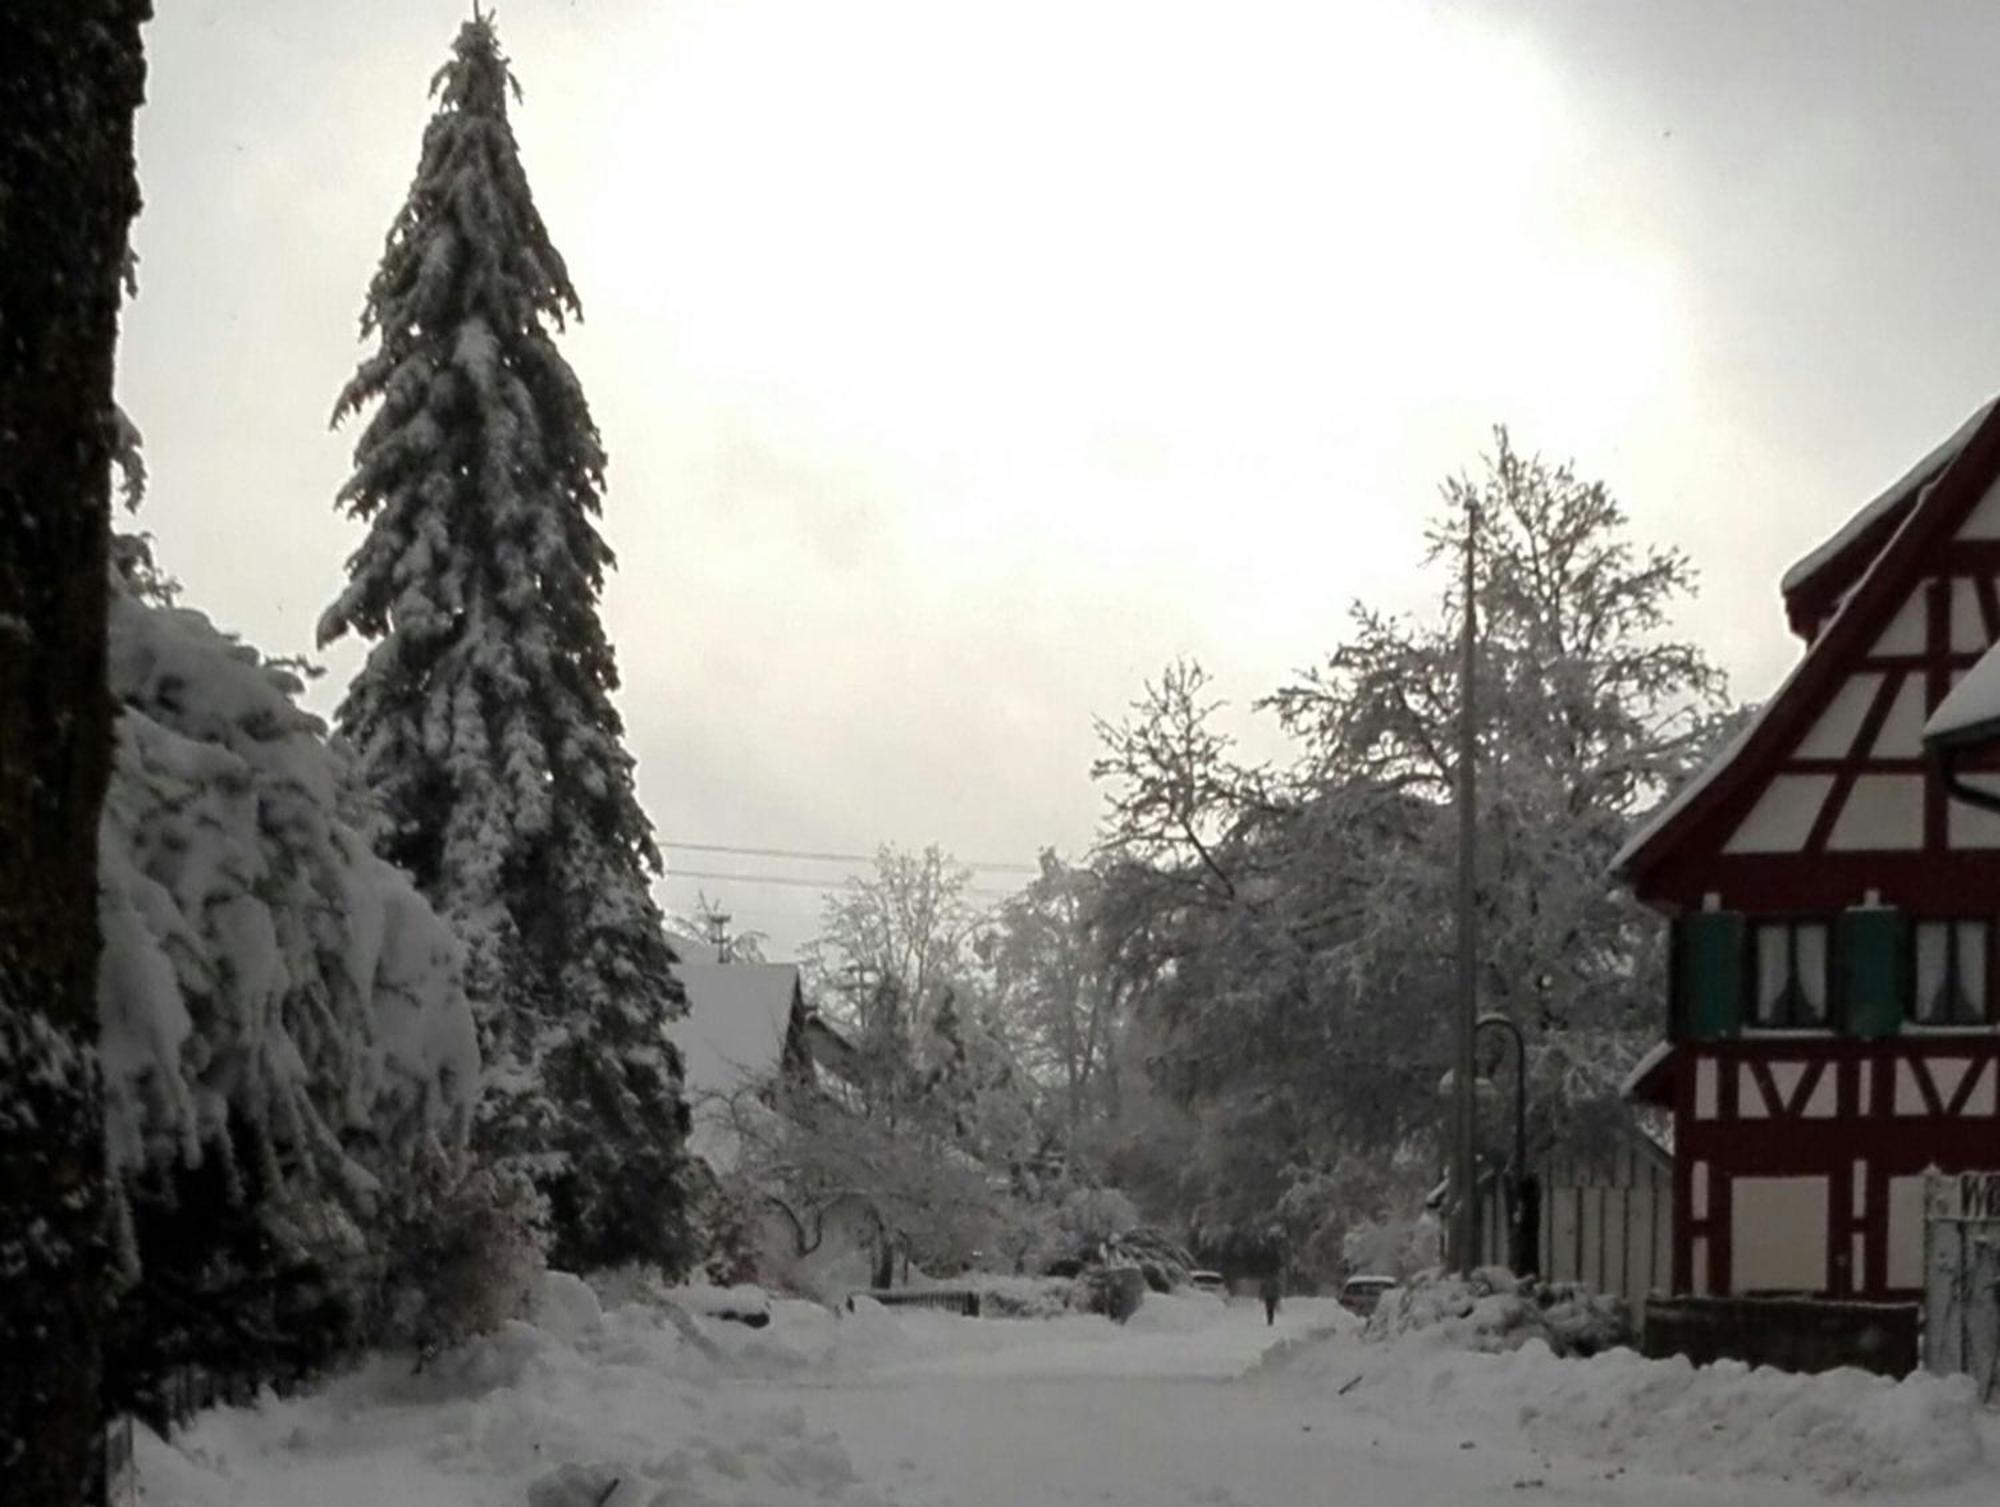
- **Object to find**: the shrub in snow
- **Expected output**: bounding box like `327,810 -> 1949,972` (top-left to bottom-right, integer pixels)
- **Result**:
372,1144 -> 545,1358
97,552 -> 482,1415
317,12 -> 695,1277
1363,1266 -> 1630,1357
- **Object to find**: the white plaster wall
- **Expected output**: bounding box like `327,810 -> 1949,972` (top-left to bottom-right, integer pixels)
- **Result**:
1872,591 -> 1928,655
1725,774 -> 1834,853
1947,777 -> 2000,847
1795,674 -> 1880,759
1956,479 -> 2000,539
1886,1175 -> 1927,1289
1730,1175 -> 1830,1293
1826,775 -> 1924,850
1870,676 -> 1927,758
1953,578 -> 1987,652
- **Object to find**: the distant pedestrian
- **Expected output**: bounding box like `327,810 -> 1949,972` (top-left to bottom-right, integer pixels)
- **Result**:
1259,1270 -> 1282,1326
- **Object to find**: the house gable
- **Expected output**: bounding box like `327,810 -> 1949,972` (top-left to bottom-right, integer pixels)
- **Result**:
1620,397 -> 2000,911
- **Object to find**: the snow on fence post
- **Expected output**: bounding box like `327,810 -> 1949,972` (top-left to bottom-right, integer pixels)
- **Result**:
1922,1168 -> 2000,1402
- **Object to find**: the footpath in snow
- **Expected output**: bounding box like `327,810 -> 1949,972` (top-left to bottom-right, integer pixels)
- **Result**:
137,1276 -> 1999,1507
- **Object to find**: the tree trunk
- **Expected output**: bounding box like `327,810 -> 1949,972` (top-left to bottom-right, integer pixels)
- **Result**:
0,4 -> 150,1502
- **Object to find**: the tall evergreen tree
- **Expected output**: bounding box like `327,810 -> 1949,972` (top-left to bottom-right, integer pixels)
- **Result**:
319,14 -> 690,1272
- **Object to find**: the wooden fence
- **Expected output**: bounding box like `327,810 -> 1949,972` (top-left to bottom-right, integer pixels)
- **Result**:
1478,1122 -> 1674,1315
849,1288 -> 981,1317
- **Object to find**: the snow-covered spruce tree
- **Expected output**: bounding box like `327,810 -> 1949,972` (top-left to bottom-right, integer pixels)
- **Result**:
318,15 -> 691,1272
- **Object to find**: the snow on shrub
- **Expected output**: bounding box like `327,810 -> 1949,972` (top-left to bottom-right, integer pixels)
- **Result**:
100,563 -> 481,1189
98,555 -> 491,1406
1363,1266 -> 1629,1356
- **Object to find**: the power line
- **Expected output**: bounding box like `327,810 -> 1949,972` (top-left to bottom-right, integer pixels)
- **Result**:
663,839 -> 1039,875
664,866 -> 1012,898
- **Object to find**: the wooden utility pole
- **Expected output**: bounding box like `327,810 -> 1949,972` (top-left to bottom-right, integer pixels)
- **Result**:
1451,500 -> 1480,1273
0,4 -> 151,1502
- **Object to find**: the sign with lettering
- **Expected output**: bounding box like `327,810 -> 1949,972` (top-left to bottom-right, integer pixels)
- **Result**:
1926,1170 -> 2000,1223
1924,1169 -> 2000,1400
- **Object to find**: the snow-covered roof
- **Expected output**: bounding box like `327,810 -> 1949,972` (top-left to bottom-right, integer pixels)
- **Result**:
666,930 -> 723,965
1927,639 -> 2000,749
1780,398 -> 1995,597
668,962 -> 801,1103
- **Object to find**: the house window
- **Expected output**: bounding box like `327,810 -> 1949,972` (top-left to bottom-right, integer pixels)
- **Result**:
1750,921 -> 1829,1029
1912,920 -> 1989,1026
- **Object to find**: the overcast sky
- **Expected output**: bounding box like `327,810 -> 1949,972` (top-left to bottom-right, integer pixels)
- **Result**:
120,0 -> 2000,955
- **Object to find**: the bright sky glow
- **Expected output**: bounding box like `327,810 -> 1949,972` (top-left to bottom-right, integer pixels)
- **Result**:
121,0 -> 2000,951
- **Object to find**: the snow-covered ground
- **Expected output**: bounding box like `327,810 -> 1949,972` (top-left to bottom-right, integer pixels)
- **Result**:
137,1279 -> 1999,1507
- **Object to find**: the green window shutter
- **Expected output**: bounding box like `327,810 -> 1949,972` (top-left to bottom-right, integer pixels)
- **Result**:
1675,911 -> 1745,1041
1839,907 -> 1906,1039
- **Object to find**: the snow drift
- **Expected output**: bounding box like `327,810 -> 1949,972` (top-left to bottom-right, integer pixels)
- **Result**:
1261,1327 -> 1984,1494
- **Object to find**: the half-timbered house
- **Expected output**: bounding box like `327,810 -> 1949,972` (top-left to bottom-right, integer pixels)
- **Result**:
1615,397 -> 2000,1301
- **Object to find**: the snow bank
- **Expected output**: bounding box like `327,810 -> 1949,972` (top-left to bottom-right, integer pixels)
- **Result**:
1364,1266 -> 1629,1356
1262,1330 -> 1984,1494
137,1289 -> 891,1507
1123,1289 -> 1227,1333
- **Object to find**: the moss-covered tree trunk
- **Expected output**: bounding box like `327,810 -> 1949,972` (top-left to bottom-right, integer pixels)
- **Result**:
0,3 -> 149,1501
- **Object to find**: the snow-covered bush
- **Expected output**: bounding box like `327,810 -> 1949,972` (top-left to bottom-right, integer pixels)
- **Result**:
98,554 -> 484,1409
100,561 -> 479,1191
1338,1210 -> 1443,1281
1363,1266 -> 1630,1357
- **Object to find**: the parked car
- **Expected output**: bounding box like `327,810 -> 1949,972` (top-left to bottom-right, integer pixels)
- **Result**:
1187,1269 -> 1227,1296
1336,1274 -> 1398,1317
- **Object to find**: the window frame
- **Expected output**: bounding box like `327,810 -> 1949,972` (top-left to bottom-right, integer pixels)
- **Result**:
1908,917 -> 1992,1029
1746,917 -> 1832,1031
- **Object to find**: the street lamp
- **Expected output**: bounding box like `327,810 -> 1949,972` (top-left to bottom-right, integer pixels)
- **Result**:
1474,1012 -> 1535,1276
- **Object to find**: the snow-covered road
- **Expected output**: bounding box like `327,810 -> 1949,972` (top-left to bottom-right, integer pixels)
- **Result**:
788,1302 -> 1825,1507
137,1284 -> 1999,1507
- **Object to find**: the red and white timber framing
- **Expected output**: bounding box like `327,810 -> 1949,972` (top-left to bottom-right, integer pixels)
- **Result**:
1620,396 -> 2000,1301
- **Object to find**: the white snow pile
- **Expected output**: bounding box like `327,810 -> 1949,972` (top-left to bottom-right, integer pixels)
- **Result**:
1363,1266 -> 1629,1357
1122,1289 -> 1227,1333
1261,1330 -> 1984,1494
98,569 -> 479,1188
137,1281 -> 892,1507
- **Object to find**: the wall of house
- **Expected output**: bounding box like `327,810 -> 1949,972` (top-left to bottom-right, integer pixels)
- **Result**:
1670,1041 -> 2000,1299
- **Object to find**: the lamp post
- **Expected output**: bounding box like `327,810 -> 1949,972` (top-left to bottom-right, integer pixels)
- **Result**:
1474,1011 -> 1535,1275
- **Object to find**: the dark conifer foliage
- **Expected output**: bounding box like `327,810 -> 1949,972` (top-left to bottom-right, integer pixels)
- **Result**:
320,14 -> 690,1272
0,3 -> 150,1500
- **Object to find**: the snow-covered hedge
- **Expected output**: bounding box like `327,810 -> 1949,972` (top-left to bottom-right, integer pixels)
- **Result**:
99,567 -> 480,1195
1362,1266 -> 1629,1357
